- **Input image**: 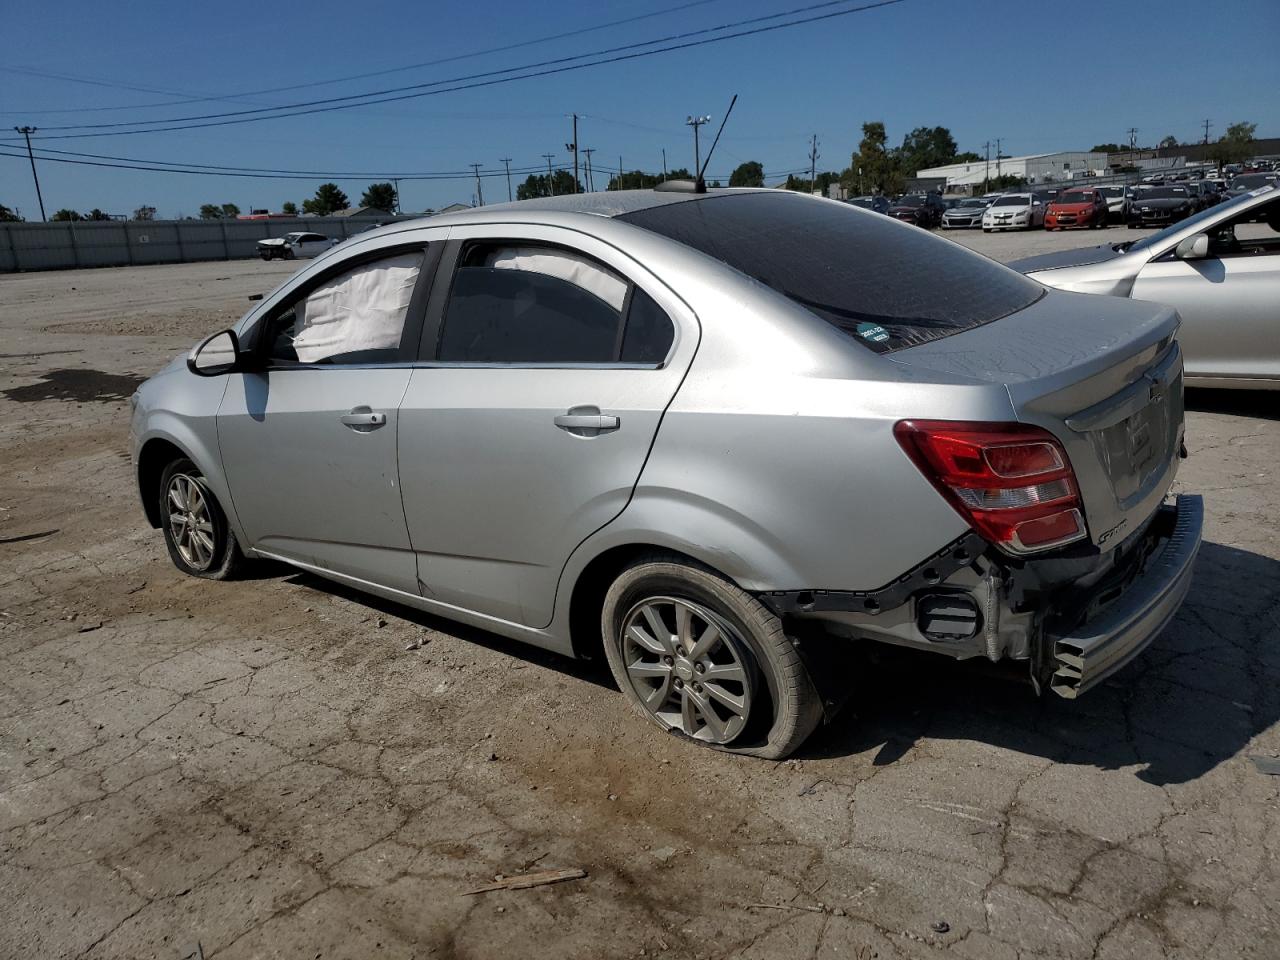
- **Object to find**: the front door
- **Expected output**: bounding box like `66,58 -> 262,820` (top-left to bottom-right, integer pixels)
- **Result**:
397,231 -> 696,627
1131,195 -> 1280,382
218,245 -> 432,592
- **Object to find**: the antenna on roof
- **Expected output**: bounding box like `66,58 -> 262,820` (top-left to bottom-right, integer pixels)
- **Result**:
696,94 -> 738,192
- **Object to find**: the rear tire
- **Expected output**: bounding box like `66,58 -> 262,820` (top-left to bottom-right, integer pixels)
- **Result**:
158,458 -> 246,581
601,554 -> 823,760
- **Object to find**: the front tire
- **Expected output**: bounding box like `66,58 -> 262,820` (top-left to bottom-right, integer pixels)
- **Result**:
601,554 -> 823,760
158,458 -> 245,580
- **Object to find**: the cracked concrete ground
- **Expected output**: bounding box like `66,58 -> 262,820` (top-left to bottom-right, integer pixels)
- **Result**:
1,234 -> 1278,960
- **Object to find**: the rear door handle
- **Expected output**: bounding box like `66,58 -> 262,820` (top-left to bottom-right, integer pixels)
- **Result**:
554,414 -> 619,430
554,406 -> 620,436
341,408 -> 387,428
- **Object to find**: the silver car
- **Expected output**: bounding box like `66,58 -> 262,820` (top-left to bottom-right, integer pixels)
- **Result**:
1012,184 -> 1280,389
131,188 -> 1202,759
941,197 -> 991,229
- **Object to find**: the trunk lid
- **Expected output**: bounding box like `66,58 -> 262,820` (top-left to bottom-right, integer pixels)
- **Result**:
889,289 -> 1184,554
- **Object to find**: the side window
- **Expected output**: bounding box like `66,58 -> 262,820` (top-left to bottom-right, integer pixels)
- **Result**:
621,287 -> 675,363
1209,197 -> 1280,258
265,250 -> 424,365
438,244 -> 627,363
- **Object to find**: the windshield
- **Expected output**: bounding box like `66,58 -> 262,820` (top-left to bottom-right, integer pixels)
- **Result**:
1100,187 -> 1125,197
618,193 -> 1044,354
992,195 -> 1028,207
1137,187 -> 1189,200
1056,192 -> 1091,204
1233,173 -> 1276,190
1126,187 -> 1274,254
956,198 -> 987,208
849,197 -> 879,207
894,195 -> 924,207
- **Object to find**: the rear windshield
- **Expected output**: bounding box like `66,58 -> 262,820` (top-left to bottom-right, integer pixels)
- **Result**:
617,193 -> 1043,353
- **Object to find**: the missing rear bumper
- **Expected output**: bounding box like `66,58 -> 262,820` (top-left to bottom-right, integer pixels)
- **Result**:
1047,494 -> 1202,698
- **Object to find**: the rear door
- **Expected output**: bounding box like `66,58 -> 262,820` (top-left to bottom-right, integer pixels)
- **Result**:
397,226 -> 697,627
218,241 -> 439,592
1130,194 -> 1280,382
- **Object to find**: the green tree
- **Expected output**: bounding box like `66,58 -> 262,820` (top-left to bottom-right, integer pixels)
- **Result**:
302,183 -> 349,216
1091,143 -> 1122,153
281,201 -> 299,216
1158,135 -> 1179,150
516,170 -> 583,200
851,121 -> 903,195
953,151 -> 982,164
86,209 -> 111,221
728,160 -> 765,187
1209,121 -> 1257,168
199,204 -> 222,220
360,182 -> 397,212
52,209 -> 84,221
220,203 -> 240,219
898,126 -> 958,174
132,205 -> 156,221
0,204 -> 24,222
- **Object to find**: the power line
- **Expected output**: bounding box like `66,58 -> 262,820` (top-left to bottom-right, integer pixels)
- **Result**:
2,0 -> 905,141
0,148 -> 546,181
0,0 -> 731,116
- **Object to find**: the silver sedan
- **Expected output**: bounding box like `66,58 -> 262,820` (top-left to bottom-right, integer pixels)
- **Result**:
131,188 -> 1201,758
1012,185 -> 1280,389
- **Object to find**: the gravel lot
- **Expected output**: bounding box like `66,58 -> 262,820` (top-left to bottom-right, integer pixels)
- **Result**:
2,226 -> 1277,960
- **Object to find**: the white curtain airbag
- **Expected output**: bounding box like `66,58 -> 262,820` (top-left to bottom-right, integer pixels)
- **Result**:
485,247 -> 627,312
293,253 -> 421,363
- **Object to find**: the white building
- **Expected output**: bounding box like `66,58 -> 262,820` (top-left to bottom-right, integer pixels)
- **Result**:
915,152 -> 1109,193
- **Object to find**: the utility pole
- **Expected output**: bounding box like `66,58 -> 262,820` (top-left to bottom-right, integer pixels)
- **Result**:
469,163 -> 484,207
1127,127 -> 1139,157
14,126 -> 46,221
686,114 -> 711,179
566,114 -> 579,194
582,148 -> 596,192
661,148 -> 667,182
391,178 -> 401,214
499,158 -> 513,202
808,134 -> 820,194
619,155 -> 623,191
994,137 -> 1004,180
1202,119 -> 1212,146
983,140 -> 991,193
542,153 -> 556,196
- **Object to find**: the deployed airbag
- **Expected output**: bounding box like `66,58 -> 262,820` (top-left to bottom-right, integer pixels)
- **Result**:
293,252 -> 421,363
485,246 -> 627,312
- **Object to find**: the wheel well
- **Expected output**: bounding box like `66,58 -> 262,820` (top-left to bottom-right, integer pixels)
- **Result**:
567,543 -> 708,661
136,438 -> 187,528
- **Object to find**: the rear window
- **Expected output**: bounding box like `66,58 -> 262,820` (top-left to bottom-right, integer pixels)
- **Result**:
618,193 -> 1043,353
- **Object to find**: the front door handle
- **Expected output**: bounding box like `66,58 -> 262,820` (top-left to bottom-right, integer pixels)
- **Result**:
341,407 -> 387,429
554,406 -> 620,437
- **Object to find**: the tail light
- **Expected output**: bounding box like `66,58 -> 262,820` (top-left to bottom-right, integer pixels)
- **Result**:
894,420 -> 1088,555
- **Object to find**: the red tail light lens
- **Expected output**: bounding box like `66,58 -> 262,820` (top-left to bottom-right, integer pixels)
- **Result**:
894,420 -> 1088,554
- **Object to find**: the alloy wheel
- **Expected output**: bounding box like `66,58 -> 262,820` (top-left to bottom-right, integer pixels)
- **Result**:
166,473 -> 215,570
619,596 -> 754,744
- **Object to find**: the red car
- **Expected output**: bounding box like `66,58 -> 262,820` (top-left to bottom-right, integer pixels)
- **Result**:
1044,188 -> 1108,230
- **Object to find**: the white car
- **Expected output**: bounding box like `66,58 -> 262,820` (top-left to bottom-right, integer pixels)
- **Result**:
257,232 -> 338,261
1097,185 -> 1133,223
982,193 -> 1045,232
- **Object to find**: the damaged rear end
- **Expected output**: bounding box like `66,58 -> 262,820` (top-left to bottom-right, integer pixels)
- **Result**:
783,289 -> 1203,696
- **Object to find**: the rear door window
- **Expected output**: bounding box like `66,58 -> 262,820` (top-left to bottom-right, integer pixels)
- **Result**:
436,243 -> 674,364
618,192 -> 1043,353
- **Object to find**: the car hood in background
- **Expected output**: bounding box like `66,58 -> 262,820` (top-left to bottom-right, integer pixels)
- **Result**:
1131,197 -> 1190,211
888,206 -> 921,216
1047,202 -> 1093,213
257,238 -> 287,246
1007,244 -> 1127,274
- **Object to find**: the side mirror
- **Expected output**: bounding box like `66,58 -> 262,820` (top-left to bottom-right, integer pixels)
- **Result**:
187,329 -> 242,376
1174,234 -> 1210,261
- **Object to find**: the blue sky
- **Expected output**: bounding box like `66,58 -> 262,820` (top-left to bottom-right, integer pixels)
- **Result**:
2,0 -> 1277,218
